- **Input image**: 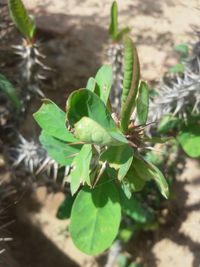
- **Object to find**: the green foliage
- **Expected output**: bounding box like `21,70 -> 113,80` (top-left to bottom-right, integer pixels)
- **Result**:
95,65 -> 113,104
69,144 -> 92,195
158,114 -> 181,133
33,2 -> 169,254
120,36 -> 140,133
100,145 -> 133,180
178,123 -> 200,158
120,190 -> 154,224
67,89 -> 127,146
8,0 -> 36,40
39,131 -> 81,166
109,1 -> 130,41
0,73 -> 21,110
174,43 -> 189,58
34,60 -> 169,254
69,176 -> 121,255
57,195 -> 75,219
136,81 -> 149,124
169,43 -> 189,73
169,63 -> 185,74
34,99 -> 76,142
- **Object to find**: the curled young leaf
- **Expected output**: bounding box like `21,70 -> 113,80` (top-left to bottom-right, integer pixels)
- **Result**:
74,117 -> 127,146
8,0 -> 36,40
109,1 -> 118,40
120,36 -> 140,133
66,89 -> 128,145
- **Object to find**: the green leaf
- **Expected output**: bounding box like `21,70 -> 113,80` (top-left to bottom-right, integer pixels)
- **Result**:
100,145 -> 133,180
109,1 -> 118,40
169,63 -> 185,73
115,27 -> 130,41
120,36 -> 140,133
69,144 -> 92,195
117,254 -> 129,267
66,89 -> 128,145
133,157 -> 169,198
143,136 -> 172,144
158,114 -> 180,133
69,177 -> 121,255
123,163 -> 146,193
136,81 -> 149,125
174,43 -> 189,57
33,99 -> 76,143
86,77 -> 96,92
178,124 -> 200,158
95,65 -> 113,104
147,162 -> 169,199
0,73 -> 21,110
8,0 -> 36,39
74,117 -> 126,146
132,157 -> 153,181
56,195 -> 75,220
39,131 -> 81,166
120,190 -> 154,224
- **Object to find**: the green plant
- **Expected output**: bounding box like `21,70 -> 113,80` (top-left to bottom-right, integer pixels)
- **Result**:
149,39 -> 200,158
169,43 -> 189,73
34,33 -> 169,254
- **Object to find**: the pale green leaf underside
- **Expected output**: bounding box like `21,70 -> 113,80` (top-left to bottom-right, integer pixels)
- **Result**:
39,131 -> 81,166
74,117 -> 127,146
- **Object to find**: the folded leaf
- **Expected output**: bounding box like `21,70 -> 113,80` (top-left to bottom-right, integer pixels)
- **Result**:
120,36 -> 140,132
67,89 -> 127,145
74,117 -> 127,146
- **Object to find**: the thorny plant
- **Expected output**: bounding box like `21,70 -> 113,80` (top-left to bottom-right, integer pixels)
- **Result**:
33,1 -> 169,256
0,0 -> 198,262
0,0 -> 65,182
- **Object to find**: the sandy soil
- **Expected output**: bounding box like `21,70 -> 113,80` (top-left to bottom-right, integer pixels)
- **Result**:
1,0 -> 200,267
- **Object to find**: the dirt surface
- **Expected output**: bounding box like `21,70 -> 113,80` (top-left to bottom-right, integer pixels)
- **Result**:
1,0 -> 200,267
